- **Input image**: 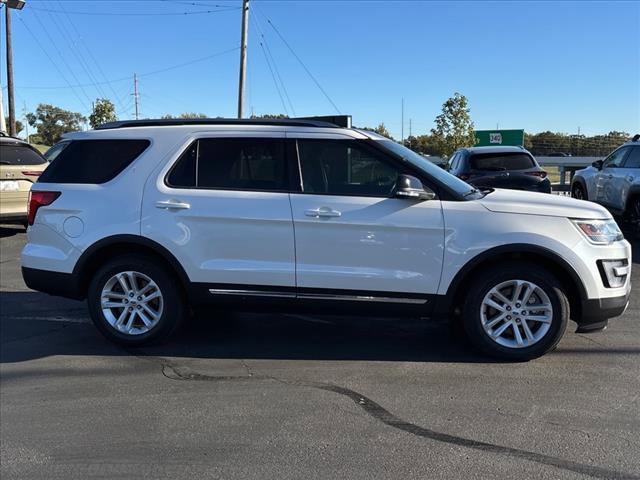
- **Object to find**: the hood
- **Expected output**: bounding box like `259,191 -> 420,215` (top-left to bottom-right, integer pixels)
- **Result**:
478,189 -> 611,219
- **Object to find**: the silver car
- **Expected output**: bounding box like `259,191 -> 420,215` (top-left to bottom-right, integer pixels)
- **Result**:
572,135 -> 640,235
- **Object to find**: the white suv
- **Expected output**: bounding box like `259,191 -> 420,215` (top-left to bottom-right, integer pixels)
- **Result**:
21,118 -> 632,360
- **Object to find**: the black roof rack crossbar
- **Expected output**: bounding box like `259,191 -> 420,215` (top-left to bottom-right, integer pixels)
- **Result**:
96,117 -> 350,130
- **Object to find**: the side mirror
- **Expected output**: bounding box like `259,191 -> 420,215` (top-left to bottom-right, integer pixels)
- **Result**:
592,160 -> 603,170
395,174 -> 436,201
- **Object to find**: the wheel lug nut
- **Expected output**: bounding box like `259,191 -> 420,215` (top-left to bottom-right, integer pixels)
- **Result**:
124,299 -> 128,304
516,303 -> 521,308
128,307 -> 133,312
507,315 -> 512,320
506,306 -> 511,311
521,311 -> 527,315
137,305 -> 141,309
137,296 -> 142,301
129,293 -> 134,297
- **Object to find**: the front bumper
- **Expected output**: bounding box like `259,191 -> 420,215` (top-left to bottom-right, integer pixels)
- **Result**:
577,290 -> 631,332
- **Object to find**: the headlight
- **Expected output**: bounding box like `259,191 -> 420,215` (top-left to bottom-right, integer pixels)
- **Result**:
571,219 -> 624,244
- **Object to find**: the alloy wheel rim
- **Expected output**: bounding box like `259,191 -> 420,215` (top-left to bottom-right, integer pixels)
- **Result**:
480,279 -> 553,349
100,271 -> 164,335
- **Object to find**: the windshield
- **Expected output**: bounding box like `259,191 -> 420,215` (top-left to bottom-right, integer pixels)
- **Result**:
376,140 -> 479,198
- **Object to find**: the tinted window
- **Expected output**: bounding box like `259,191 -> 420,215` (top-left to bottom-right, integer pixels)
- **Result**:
622,147 -> 640,168
469,153 -> 535,170
38,140 -> 149,184
603,147 -> 629,169
298,139 -> 399,196
0,144 -> 47,165
167,138 -> 287,191
167,142 -> 197,187
447,153 -> 457,171
43,141 -> 71,163
377,140 -> 475,198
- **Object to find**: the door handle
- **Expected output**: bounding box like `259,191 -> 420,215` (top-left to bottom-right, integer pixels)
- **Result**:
305,207 -> 342,218
155,200 -> 191,210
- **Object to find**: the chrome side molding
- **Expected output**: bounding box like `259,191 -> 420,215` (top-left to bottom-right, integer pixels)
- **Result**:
208,288 -> 427,304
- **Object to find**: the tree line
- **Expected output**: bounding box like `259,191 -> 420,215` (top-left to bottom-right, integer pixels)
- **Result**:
14,96 -> 633,159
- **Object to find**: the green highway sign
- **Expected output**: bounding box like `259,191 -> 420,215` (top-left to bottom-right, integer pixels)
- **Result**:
475,129 -> 524,147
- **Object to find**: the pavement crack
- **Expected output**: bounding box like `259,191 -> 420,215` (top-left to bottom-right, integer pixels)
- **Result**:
130,350 -> 639,480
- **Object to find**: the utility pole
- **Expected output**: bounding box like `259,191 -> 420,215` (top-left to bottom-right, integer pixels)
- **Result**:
401,97 -> 404,144
0,86 -> 6,132
237,0 -> 249,119
408,118 -> 412,148
133,73 -> 140,120
5,5 -> 16,136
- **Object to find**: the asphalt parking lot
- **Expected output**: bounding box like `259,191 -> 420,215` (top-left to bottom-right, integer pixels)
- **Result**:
1,225 -> 639,480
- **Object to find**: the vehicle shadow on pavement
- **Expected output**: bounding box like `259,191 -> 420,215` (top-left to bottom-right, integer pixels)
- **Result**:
0,291 -> 496,364
0,225 -> 25,238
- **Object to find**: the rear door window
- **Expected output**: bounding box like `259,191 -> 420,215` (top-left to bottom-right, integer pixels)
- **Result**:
469,152 -> 535,171
38,139 -> 150,184
0,144 -> 47,165
621,147 -> 640,168
167,138 -> 287,191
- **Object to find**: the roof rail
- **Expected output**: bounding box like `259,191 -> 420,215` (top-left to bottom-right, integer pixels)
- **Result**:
96,117 -> 350,130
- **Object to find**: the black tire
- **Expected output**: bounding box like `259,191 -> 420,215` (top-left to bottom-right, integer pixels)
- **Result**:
572,183 -> 586,200
624,196 -> 640,239
462,262 -> 569,361
87,255 -> 186,346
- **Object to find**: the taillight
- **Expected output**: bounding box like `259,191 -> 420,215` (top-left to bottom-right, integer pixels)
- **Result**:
27,191 -> 61,226
526,171 -> 547,178
22,171 -> 43,177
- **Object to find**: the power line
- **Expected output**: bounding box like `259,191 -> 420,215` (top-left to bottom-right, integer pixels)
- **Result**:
28,5 -> 240,16
252,11 -> 295,116
15,14 -> 90,112
259,11 -> 340,114
28,9 -> 94,108
45,7 -> 111,102
258,40 -> 289,116
15,46 -> 240,90
55,0 -> 128,113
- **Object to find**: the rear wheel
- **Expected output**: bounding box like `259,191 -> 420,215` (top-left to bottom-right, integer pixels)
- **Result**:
87,255 -> 186,346
462,263 -> 569,361
572,183 -> 586,200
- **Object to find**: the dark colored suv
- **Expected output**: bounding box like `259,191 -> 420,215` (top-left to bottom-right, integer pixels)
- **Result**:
447,146 -> 551,193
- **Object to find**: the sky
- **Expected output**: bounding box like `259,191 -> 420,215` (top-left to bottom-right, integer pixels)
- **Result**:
1,0 -> 639,139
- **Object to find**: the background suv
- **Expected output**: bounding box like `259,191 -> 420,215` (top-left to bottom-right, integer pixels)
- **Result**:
448,146 -> 551,193
21,118 -> 631,360
572,136 -> 640,236
0,134 -> 48,225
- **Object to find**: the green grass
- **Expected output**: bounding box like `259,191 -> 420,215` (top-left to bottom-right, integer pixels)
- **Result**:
33,144 -> 50,154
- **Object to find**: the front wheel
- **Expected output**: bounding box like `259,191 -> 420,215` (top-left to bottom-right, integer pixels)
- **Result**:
572,183 -> 586,200
462,263 -> 569,361
87,255 -> 186,346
